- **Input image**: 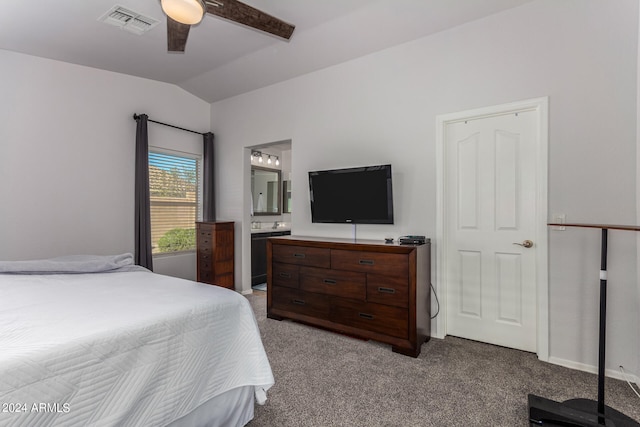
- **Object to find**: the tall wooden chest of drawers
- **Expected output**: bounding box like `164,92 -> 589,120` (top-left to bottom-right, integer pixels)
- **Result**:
196,221 -> 234,289
267,236 -> 430,357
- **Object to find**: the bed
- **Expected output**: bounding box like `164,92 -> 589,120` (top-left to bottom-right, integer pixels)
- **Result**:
0,254 -> 274,427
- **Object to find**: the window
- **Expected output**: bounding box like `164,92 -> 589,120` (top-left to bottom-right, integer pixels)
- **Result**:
149,150 -> 202,254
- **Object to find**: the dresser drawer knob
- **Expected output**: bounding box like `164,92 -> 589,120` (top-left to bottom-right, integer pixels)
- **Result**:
359,259 -> 374,265
292,299 -> 306,305
293,253 -> 306,259
378,287 -> 396,294
358,312 -> 374,320
323,278 -> 337,285
279,272 -> 292,279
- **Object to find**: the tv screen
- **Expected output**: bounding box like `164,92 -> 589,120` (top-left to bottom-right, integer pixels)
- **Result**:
309,164 -> 394,224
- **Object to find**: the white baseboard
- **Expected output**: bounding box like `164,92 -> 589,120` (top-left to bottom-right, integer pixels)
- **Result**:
548,356 -> 639,386
432,330 -> 446,340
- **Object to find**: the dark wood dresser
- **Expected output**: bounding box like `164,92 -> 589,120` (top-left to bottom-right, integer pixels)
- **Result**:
196,221 -> 234,289
267,236 -> 430,357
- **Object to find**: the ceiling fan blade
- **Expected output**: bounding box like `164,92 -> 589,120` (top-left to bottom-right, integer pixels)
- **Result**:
167,17 -> 191,52
205,0 -> 295,40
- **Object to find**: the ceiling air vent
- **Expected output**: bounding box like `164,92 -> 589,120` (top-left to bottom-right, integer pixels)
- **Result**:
99,5 -> 160,35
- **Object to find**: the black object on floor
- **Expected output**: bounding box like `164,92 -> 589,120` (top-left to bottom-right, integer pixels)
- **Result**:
528,394 -> 640,426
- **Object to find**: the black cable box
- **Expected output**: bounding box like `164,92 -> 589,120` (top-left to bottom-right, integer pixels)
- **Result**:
399,235 -> 426,245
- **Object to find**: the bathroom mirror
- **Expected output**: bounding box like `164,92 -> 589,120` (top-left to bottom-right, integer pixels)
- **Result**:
251,166 -> 281,215
282,180 -> 292,214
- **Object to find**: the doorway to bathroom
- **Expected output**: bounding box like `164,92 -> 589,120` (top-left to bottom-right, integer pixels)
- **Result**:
246,140 -> 292,292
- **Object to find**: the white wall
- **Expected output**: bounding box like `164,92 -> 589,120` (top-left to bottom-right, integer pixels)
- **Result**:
637,2 -> 640,383
211,0 -> 639,378
0,49 -> 210,280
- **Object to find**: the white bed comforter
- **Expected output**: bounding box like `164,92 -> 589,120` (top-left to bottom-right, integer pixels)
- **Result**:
0,270 -> 274,427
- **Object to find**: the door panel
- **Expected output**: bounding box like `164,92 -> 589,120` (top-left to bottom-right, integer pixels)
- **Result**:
457,133 -> 479,229
495,130 -> 519,230
495,252 -> 522,324
459,250 -> 482,318
445,110 -> 537,352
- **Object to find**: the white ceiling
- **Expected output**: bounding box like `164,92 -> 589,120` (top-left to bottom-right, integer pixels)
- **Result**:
0,0 -> 533,103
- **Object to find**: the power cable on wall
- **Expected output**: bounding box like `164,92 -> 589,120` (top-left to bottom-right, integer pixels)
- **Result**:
619,366 -> 640,399
430,283 -> 440,319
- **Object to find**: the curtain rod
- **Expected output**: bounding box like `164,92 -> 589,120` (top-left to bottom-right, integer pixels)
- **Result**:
133,113 -> 207,136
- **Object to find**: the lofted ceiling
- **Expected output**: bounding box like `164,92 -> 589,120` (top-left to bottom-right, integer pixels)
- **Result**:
0,0 -> 534,103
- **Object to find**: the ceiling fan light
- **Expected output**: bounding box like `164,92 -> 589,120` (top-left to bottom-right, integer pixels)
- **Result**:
161,0 -> 206,25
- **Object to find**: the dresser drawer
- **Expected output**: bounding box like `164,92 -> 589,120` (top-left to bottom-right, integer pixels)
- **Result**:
272,287 -> 330,318
331,299 -> 408,339
299,266 -> 365,300
198,257 -> 212,271
198,228 -> 213,246
272,263 -> 299,289
366,274 -> 408,308
330,250 -> 408,277
198,251 -> 214,264
199,261 -> 232,279
198,270 -> 213,284
273,244 -> 330,268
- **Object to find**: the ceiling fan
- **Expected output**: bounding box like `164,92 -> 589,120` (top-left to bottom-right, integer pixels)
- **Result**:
161,0 -> 295,52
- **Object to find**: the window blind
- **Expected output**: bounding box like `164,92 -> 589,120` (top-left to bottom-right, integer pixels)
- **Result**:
148,150 -> 202,254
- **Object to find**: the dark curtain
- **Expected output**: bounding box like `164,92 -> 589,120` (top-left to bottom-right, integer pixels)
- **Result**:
202,132 -> 216,222
134,114 -> 153,270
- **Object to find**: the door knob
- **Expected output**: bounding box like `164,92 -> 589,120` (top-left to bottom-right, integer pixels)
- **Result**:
513,240 -> 534,248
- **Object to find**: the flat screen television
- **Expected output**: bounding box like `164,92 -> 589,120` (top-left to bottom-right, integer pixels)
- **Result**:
309,164 -> 394,224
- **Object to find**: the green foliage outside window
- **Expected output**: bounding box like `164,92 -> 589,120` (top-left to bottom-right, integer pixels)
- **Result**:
157,228 -> 196,253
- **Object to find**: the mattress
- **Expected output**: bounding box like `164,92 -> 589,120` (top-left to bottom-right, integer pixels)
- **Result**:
0,263 -> 274,427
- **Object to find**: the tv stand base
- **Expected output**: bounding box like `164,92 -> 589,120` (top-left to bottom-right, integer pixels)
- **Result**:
528,394 -> 639,426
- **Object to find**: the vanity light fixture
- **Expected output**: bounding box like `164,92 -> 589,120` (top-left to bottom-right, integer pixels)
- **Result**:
251,151 -> 279,167
251,151 -> 263,163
